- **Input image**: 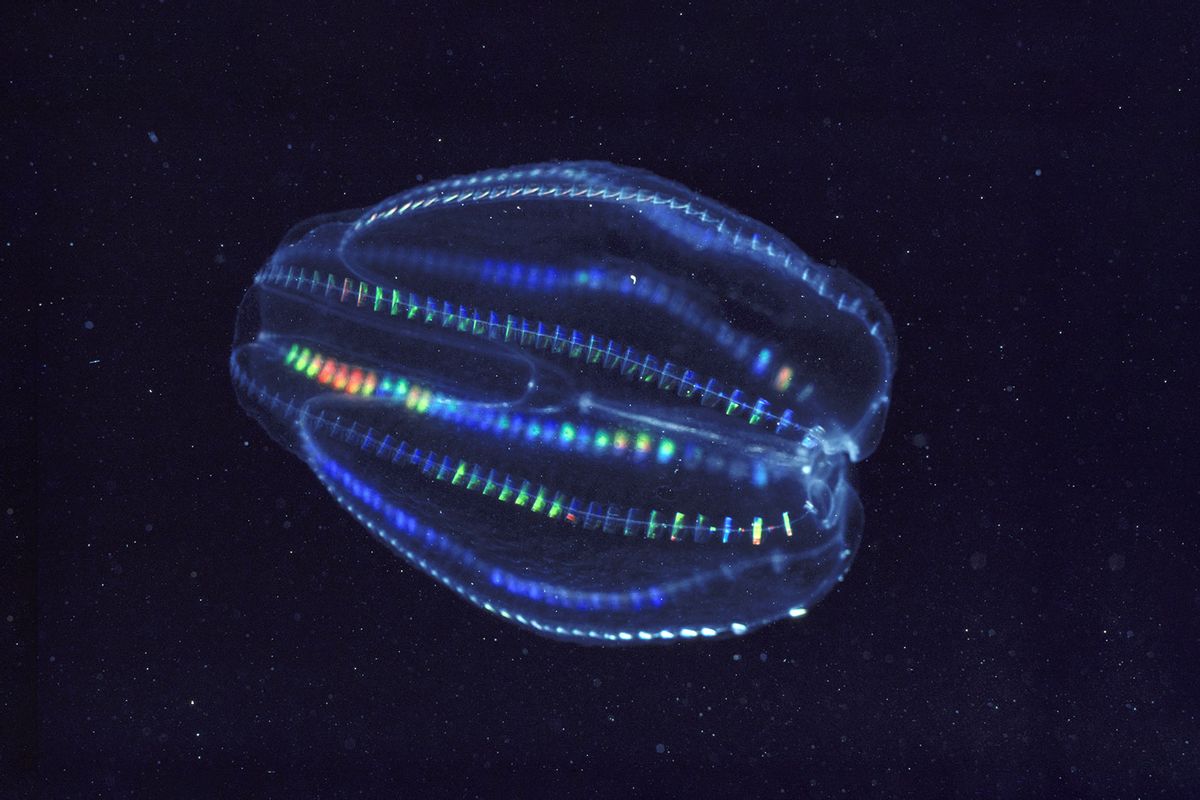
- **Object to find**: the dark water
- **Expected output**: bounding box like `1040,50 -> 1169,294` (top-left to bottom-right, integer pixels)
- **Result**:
15,4 -> 1197,797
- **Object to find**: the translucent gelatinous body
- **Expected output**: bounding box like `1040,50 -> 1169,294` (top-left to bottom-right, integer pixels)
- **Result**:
230,162 -> 896,643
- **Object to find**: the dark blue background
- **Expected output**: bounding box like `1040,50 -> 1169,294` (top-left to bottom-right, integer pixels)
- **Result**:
14,2 -> 1198,797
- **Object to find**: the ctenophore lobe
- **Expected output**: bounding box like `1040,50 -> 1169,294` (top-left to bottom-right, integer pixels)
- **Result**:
230,162 -> 896,644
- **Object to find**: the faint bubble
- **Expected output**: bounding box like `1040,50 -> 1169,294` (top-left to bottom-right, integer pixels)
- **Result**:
84,320 -> 95,330
970,552 -> 987,570
1108,553 -> 1126,571
911,433 -> 928,448
655,743 -> 665,754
